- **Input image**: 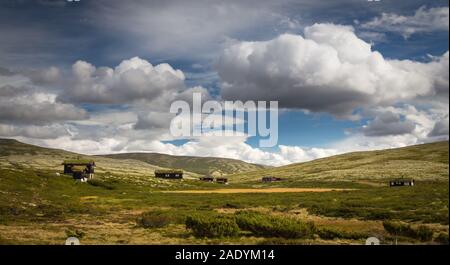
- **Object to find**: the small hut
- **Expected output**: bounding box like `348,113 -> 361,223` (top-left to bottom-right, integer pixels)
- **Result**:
155,169 -> 183,179
200,176 -> 214,182
262,176 -> 282,182
389,178 -> 415,187
62,159 -> 95,180
216,177 -> 228,184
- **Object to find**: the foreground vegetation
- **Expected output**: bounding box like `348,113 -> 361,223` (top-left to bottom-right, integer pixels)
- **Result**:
0,166 -> 447,244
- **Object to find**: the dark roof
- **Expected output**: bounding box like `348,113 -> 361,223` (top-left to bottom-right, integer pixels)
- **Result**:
155,169 -> 183,174
62,159 -> 95,165
391,179 -> 414,182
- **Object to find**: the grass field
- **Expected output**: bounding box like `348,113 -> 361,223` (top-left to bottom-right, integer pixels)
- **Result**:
163,188 -> 356,193
0,139 -> 448,245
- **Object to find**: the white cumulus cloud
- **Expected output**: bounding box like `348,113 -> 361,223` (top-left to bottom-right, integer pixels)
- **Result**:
59,57 -> 186,106
217,23 -> 448,118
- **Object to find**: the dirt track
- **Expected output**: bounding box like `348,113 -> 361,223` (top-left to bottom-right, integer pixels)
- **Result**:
163,188 -> 355,194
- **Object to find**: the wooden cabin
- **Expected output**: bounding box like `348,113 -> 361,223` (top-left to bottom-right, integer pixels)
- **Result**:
262,176 -> 282,182
62,159 -> 95,180
155,169 -> 183,179
200,176 -> 214,182
389,178 -> 415,187
216,177 -> 228,184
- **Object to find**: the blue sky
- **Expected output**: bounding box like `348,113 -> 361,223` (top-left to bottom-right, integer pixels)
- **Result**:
0,0 -> 448,165
0,0 -> 447,65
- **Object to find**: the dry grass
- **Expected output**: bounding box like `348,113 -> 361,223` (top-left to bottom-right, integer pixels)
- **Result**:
163,188 -> 356,194
0,210 -> 262,245
0,206 -> 400,245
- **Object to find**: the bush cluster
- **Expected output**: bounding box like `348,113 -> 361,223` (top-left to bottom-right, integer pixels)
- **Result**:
65,229 -> 85,239
87,179 -> 115,190
235,211 -> 316,239
435,232 -> 449,245
383,221 -> 433,241
137,210 -> 177,228
316,227 -> 368,240
185,215 -> 240,238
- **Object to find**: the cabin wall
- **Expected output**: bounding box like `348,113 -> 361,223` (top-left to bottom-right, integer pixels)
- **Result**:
155,173 -> 183,179
216,178 -> 228,184
390,181 -> 414,187
200,177 -> 214,182
63,165 -> 72,174
86,165 -> 94,174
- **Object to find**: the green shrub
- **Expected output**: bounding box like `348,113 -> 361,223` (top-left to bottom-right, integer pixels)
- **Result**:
308,205 -> 358,219
383,221 -> 414,237
415,225 -> 433,241
37,204 -> 64,219
87,179 -> 115,190
383,221 -> 434,242
316,227 -> 367,240
65,229 -> 85,239
0,206 -> 24,216
235,211 -> 315,239
185,215 -> 240,238
137,211 -> 176,228
365,210 -> 392,220
259,238 -> 311,245
223,203 -> 241,209
316,228 -> 341,240
435,232 -> 449,245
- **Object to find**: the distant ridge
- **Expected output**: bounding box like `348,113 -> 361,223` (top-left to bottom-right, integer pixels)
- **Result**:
0,138 -> 268,176
99,152 -> 269,176
229,141 -> 449,182
0,138 -> 447,181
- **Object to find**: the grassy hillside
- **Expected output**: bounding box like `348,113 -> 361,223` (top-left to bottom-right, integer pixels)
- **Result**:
100,152 -> 268,176
0,138 -> 200,181
230,141 -> 449,183
0,138 -> 71,156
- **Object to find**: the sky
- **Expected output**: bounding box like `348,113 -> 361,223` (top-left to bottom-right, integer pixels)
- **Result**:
0,0 -> 448,166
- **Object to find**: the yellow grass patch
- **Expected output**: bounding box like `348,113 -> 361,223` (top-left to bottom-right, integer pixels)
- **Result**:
79,196 -> 99,201
162,188 -> 355,194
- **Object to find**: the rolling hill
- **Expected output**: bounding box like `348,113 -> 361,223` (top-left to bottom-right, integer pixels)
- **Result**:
229,141 -> 449,182
0,138 -> 266,179
99,152 -> 268,176
1,138 -> 447,183
0,138 -> 199,180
